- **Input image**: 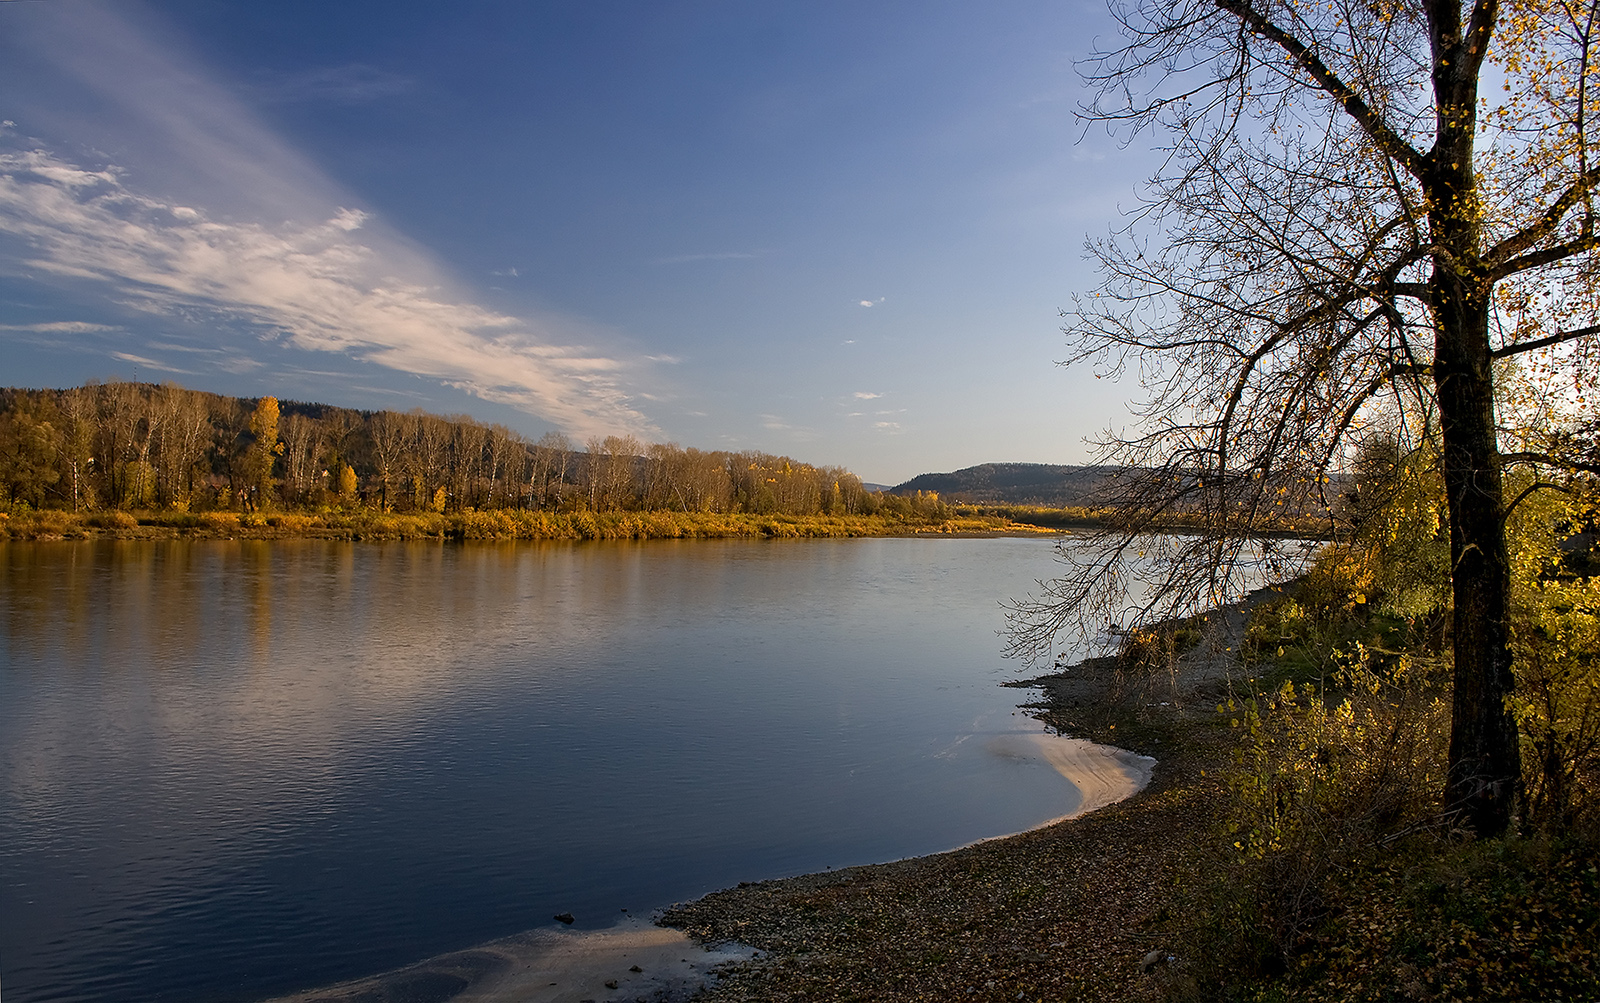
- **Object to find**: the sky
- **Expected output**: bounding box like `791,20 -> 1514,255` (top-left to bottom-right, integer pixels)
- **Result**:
0,0 -> 1157,486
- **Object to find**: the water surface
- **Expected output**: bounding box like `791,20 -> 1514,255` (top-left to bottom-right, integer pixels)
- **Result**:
1,536 -> 1081,1002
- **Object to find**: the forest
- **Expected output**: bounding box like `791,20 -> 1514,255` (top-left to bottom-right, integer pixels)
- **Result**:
0,380 -> 888,520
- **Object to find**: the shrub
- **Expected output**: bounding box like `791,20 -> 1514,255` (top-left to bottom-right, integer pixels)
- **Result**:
85,510 -> 138,530
1171,646 -> 1451,998
200,512 -> 240,533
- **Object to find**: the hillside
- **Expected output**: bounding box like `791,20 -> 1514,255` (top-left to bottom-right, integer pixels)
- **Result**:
889,463 -> 1121,507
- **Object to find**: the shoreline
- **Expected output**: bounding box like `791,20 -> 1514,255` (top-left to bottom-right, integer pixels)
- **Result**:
0,508 -> 1067,544
259,731 -> 1156,1003
654,588 -> 1269,1002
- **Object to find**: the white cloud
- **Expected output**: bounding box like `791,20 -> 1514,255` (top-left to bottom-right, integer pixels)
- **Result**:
0,4 -> 657,440
853,391 -> 882,399
858,297 -> 885,308
145,340 -> 221,353
859,300 -> 874,307
0,321 -> 120,333
0,145 -> 654,439
111,350 -> 192,374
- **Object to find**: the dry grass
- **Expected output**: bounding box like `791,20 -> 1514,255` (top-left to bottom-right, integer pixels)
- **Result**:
0,506 -> 1060,542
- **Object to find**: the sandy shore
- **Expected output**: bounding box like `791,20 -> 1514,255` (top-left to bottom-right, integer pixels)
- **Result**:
990,731 -> 1156,823
654,590 -> 1277,1002
263,917 -> 750,1003
264,731 -> 1153,1003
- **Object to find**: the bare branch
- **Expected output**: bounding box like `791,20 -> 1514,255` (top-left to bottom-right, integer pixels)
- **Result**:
1486,164 -> 1600,274
1490,324 -> 1600,359
1501,451 -> 1600,476
1213,0 -> 1430,178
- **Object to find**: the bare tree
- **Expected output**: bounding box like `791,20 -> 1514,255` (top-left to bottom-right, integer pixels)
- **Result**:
280,412 -> 324,506
156,386 -> 213,506
483,425 -> 522,509
412,412 -> 449,508
451,418 -> 490,509
529,431 -> 571,509
1007,0 -> 1600,834
369,410 -> 413,511
57,387 -> 96,510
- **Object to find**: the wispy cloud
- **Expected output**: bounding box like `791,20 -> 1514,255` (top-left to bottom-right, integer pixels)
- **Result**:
858,297 -> 884,308
0,320 -> 120,333
0,2 -> 655,440
145,340 -> 222,353
853,391 -> 882,399
0,144 -> 654,439
247,63 -> 416,106
111,351 -> 193,374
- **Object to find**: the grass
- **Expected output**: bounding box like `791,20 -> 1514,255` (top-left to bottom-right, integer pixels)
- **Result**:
0,504 -> 1066,542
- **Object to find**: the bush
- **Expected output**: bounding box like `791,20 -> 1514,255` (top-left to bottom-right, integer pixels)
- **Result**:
85,510 -> 138,530
1271,834 -> 1600,1002
1171,646 -> 1451,999
199,512 -> 240,533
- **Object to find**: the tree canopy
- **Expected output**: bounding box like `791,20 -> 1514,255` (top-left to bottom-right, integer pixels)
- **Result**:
1010,0 -> 1600,834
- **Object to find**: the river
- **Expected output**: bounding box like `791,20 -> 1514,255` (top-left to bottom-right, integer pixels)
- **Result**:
1,536 -> 1091,1002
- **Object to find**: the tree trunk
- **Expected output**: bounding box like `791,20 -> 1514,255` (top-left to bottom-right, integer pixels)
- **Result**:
1433,283 -> 1521,835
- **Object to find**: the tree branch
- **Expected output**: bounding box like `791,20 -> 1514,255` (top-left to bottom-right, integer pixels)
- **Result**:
1490,323 -> 1600,358
1504,480 -> 1575,518
1213,0 -> 1430,179
1486,164 -> 1600,272
1501,451 -> 1600,476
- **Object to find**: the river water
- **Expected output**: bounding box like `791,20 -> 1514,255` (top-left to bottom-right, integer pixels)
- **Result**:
1,536 -> 1089,1002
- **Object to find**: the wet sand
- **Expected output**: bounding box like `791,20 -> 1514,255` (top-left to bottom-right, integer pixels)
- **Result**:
264,917 -> 749,1003
985,732 -> 1155,823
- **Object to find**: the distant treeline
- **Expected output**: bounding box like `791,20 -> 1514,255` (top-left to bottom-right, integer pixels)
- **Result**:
0,381 -> 912,519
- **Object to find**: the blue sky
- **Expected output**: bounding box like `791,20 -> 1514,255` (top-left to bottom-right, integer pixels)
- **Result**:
0,0 -> 1153,485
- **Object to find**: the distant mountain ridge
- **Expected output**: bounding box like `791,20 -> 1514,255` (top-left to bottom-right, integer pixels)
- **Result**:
889,463 -> 1120,507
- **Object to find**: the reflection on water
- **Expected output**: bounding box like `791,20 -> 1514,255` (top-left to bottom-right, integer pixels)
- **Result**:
1,537 -> 1080,1003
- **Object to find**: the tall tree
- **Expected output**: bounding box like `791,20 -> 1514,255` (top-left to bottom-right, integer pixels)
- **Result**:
246,396 -> 281,507
529,430 -> 572,509
369,410 -> 414,511
1009,0 -> 1600,834
57,387 -> 96,511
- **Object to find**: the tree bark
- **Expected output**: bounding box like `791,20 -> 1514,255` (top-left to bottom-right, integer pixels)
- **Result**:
1433,282 -> 1521,835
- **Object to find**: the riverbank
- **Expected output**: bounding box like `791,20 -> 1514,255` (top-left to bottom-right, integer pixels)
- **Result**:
262,732 -> 1160,1003
654,588 -> 1277,1003
261,592 -> 1268,1003
0,506 -> 1065,542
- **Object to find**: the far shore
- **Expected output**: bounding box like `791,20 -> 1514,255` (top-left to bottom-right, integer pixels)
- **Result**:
0,502 -> 1326,545
0,506 -> 1072,544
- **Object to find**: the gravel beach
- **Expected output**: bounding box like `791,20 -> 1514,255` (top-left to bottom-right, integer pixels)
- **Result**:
656,590 -> 1274,1002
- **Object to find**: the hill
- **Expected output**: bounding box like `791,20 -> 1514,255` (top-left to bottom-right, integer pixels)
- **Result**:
889,463 -> 1121,507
